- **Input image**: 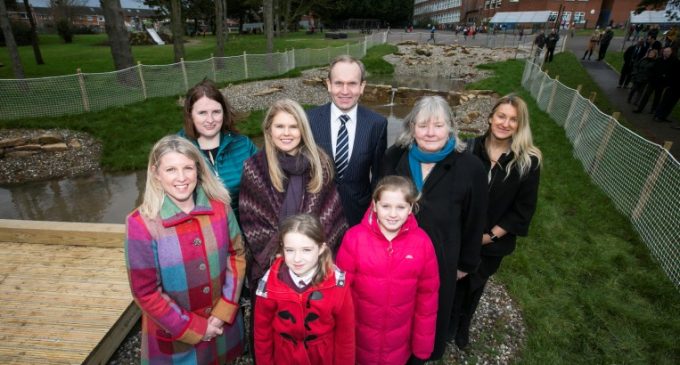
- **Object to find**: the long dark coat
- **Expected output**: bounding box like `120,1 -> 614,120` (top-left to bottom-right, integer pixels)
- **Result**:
381,144 -> 487,359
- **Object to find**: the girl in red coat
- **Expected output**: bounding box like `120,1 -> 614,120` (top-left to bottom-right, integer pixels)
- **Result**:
337,176 -> 439,365
254,213 -> 355,365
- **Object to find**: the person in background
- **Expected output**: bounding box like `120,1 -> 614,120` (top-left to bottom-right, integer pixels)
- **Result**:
652,47 -> 680,122
179,79 -> 257,218
628,48 -> 658,106
618,40 -> 646,88
634,47 -> 674,114
254,214 -> 355,365
534,31 -> 546,62
306,55 -> 388,227
452,95 -> 542,349
582,29 -> 601,60
125,135 -> 246,365
544,29 -> 560,63
597,26 -> 614,61
337,175 -> 439,365
381,95 -> 487,360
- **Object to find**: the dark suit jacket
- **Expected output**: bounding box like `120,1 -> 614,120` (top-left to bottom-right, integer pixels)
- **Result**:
307,103 -> 387,226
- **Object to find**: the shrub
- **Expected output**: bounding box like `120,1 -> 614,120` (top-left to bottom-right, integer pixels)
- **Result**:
0,20 -> 33,46
56,19 -> 73,43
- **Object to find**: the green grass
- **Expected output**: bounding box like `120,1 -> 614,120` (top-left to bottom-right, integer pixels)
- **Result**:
468,59 -> 680,364
0,44 -> 391,170
362,44 -> 398,75
0,32 -> 366,78
0,95 -> 263,171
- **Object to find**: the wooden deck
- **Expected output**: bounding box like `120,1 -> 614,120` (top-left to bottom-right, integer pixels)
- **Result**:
0,219 -> 140,365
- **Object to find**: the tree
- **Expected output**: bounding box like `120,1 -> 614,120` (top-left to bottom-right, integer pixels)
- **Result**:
0,0 -> 25,78
50,0 -> 85,43
100,0 -> 134,70
170,0 -> 185,62
23,0 -> 44,64
264,0 -> 273,53
215,0 -> 225,57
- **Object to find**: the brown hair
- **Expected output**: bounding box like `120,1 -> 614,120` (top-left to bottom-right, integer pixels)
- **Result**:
277,214 -> 333,286
372,175 -> 420,212
183,78 -> 238,139
328,55 -> 366,82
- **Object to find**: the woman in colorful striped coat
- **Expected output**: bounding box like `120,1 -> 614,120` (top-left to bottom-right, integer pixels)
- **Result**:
125,135 -> 247,364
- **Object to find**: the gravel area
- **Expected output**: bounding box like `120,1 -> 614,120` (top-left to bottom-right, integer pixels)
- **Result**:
0,129 -> 101,185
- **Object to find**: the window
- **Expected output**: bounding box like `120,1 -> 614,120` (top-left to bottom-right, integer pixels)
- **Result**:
548,11 -> 558,22
573,12 -> 586,23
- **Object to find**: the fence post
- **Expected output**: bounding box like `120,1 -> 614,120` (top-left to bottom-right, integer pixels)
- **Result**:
243,51 -> 249,79
291,48 -> 296,70
589,112 -> 620,174
346,43 -> 350,55
76,68 -> 90,112
632,141 -> 673,221
211,53 -> 217,81
327,46 -> 331,62
589,91 -> 597,102
547,75 -> 559,113
564,85 -> 583,130
363,36 -> 367,56
180,58 -> 188,91
536,72 -> 549,109
137,62 -> 147,100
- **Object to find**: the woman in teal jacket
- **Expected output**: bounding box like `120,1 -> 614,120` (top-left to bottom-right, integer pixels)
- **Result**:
179,79 -> 257,218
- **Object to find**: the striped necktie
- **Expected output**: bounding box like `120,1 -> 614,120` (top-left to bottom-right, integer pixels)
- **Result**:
335,114 -> 350,179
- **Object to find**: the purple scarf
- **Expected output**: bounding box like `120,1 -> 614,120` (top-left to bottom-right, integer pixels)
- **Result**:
278,152 -> 310,222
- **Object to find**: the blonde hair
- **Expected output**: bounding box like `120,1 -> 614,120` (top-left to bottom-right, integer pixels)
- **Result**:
262,98 -> 334,193
278,214 -> 333,286
487,94 -> 542,179
395,95 -> 467,152
372,175 -> 420,212
140,135 -> 230,218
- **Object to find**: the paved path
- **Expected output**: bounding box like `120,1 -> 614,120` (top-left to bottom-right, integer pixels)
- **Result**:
560,34 -> 680,159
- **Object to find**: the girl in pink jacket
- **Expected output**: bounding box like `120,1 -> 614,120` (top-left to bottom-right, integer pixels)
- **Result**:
337,175 -> 439,365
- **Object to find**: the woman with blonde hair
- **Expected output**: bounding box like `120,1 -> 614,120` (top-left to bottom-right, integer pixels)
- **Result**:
239,98 -> 347,290
451,94 -> 542,349
381,95 -> 487,361
125,135 -> 246,364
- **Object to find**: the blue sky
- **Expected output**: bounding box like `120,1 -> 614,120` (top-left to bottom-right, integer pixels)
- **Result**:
29,0 -> 150,9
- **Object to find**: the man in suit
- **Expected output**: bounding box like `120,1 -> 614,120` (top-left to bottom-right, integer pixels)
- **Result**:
307,55 -> 388,226
618,40 -> 645,88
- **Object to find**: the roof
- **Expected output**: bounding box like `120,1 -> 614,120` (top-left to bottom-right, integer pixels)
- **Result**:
629,10 -> 680,24
489,11 -> 552,24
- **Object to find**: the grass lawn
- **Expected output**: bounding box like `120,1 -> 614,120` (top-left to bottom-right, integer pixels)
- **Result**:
0,32 -> 367,78
469,59 -> 680,364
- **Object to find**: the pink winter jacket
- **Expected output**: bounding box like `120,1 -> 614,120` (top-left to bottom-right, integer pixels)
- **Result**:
336,207 -> 439,365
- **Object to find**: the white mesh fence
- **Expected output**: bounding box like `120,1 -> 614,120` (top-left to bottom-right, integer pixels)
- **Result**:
522,60 -> 680,290
0,33 -> 385,120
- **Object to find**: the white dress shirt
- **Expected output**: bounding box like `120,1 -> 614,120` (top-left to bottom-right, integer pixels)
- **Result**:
288,267 -> 317,288
330,104 -> 358,161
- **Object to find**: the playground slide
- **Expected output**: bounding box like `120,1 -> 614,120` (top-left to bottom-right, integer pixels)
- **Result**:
146,28 -> 165,45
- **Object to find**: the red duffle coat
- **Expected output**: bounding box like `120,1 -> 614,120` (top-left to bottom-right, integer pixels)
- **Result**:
254,257 -> 355,365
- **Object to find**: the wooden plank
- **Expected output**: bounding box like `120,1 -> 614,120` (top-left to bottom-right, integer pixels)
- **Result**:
0,240 -> 134,364
0,219 -> 124,248
84,302 -> 142,365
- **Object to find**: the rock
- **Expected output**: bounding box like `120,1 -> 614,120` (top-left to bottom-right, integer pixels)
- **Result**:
67,139 -> 82,149
13,144 -> 42,151
6,150 -> 39,158
0,137 -> 27,148
38,132 -> 63,144
42,143 -> 69,152
302,77 -> 325,86
252,86 -> 283,97
460,116 -> 472,124
414,48 -> 432,57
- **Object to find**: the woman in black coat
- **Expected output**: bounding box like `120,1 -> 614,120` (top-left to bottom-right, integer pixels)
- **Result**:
452,94 -> 542,349
381,95 -> 487,361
